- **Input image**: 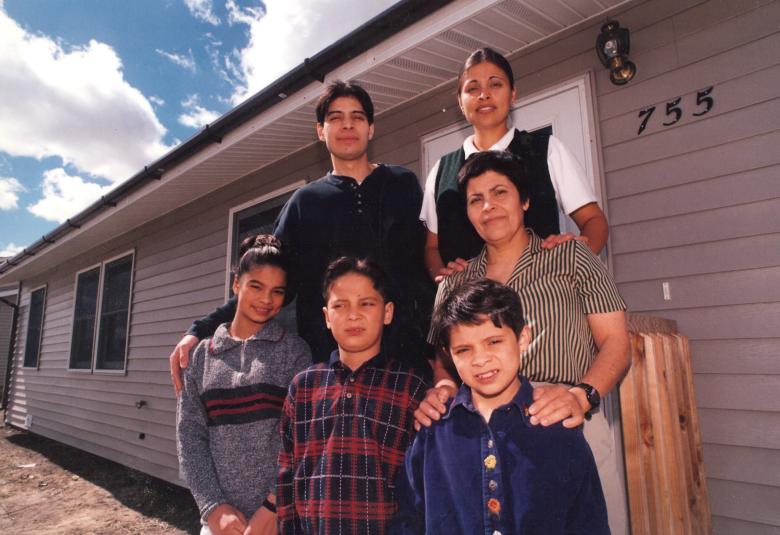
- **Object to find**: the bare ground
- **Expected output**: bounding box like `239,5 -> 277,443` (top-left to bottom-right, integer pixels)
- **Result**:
0,423 -> 201,535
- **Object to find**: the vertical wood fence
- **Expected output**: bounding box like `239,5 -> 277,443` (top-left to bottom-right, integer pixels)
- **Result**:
620,316 -> 712,535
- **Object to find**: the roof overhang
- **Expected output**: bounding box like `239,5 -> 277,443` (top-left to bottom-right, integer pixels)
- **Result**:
0,0 -> 634,284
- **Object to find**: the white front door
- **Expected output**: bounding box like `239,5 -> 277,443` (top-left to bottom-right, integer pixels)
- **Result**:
421,73 -> 604,236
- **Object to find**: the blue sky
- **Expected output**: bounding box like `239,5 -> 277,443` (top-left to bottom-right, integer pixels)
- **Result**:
0,0 -> 397,257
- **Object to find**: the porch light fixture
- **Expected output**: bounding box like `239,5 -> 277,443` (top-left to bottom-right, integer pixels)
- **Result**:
596,20 -> 636,85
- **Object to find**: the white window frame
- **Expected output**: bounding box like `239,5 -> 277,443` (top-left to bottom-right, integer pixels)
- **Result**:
67,250 -> 135,375
22,284 -> 47,370
224,180 -> 305,300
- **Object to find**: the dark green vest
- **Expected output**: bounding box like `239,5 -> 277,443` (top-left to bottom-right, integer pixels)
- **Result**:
434,129 -> 560,264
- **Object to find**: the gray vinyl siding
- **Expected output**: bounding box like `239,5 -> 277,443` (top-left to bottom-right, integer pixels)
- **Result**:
3,1 -> 777,532
598,1 -> 780,533
0,288 -> 16,403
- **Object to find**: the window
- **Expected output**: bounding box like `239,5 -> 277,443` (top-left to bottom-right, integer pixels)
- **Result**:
23,286 -> 46,368
228,184 -> 301,333
68,252 -> 134,372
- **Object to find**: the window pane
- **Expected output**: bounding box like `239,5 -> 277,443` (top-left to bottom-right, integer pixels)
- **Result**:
23,287 -> 46,368
96,255 -> 133,370
69,267 -> 100,369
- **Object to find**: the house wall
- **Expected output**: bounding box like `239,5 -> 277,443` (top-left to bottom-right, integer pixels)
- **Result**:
4,0 -> 778,532
0,287 -> 17,404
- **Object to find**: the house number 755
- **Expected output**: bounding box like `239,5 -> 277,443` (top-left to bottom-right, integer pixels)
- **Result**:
637,86 -> 714,135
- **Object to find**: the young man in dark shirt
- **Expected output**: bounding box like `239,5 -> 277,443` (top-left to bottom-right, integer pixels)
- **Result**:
170,81 -> 432,394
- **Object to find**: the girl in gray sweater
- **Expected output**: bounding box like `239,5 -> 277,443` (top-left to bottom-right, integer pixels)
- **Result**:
177,235 -> 311,535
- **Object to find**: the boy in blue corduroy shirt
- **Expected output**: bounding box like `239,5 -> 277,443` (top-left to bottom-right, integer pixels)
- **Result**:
393,278 -> 610,535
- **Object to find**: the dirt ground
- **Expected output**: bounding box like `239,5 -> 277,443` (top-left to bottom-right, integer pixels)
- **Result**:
0,422 -> 201,535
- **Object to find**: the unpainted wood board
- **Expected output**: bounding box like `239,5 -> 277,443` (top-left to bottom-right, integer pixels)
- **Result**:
698,407 -> 780,450
601,62 -> 780,148
703,443 -> 780,488
690,339 -> 780,375
604,97 -> 780,173
611,197 -> 780,255
712,514 -> 780,535
633,302 -> 780,341
693,374 -> 780,412
612,233 -> 780,284
599,22 -> 780,120
707,478 -> 780,527
619,266 -> 780,312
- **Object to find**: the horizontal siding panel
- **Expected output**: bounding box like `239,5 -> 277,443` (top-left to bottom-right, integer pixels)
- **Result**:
132,306 -> 217,326
693,374 -> 780,412
690,339 -> 780,375
133,272 -> 226,305
633,302 -> 780,340
611,197 -> 780,254
610,163 -> 780,226
619,266 -> 780,311
707,478 -> 780,528
712,515 -> 780,535
613,233 -> 780,283
13,372 -> 176,395
25,398 -> 173,443
699,408 -> 780,450
604,97 -> 780,173
28,415 -> 180,483
601,58 -> 780,147
133,242 -> 226,282
134,227 -> 227,273
133,256 -> 226,293
703,443 -> 780,488
599,19 -> 780,120
131,285 -> 224,314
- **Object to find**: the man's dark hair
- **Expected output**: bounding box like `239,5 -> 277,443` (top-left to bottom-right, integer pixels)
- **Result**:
457,150 -> 530,203
322,256 -> 391,303
431,279 -> 525,363
315,80 -> 375,125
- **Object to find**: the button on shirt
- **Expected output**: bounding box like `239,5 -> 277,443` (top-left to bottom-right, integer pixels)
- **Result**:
393,377 -> 609,535
277,352 -> 428,534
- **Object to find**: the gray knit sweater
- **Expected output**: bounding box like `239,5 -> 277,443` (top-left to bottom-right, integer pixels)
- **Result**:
177,319 -> 311,522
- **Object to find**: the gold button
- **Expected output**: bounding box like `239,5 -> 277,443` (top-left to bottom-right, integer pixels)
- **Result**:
484,454 -> 497,470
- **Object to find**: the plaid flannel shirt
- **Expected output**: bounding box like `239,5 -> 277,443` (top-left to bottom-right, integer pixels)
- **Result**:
277,351 -> 428,534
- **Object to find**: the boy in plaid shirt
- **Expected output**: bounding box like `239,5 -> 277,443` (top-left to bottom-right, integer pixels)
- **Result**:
277,257 -> 429,534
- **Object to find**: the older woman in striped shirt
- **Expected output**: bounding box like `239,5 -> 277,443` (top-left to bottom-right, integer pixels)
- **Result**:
416,150 -> 630,534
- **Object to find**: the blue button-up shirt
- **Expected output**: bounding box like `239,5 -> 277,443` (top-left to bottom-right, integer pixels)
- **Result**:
393,376 -> 609,535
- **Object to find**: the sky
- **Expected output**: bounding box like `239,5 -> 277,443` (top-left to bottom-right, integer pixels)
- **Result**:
0,0 -> 398,257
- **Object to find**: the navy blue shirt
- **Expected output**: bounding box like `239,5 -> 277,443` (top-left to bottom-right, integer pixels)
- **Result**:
393,377 -> 609,535
187,164 -> 434,367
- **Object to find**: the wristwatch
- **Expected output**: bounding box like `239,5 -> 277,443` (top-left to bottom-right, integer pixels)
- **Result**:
573,383 -> 601,412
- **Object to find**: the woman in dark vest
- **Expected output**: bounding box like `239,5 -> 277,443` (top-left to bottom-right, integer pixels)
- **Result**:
420,48 -> 609,280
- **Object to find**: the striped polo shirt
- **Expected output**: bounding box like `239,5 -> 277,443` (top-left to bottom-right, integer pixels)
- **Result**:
432,230 -> 626,385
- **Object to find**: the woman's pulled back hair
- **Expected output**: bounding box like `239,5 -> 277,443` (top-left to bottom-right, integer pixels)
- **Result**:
233,234 -> 291,298
322,256 -> 391,303
457,150 -> 530,203
458,47 -> 515,93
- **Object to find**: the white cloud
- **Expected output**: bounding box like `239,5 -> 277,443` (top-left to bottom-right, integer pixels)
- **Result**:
178,94 -> 221,128
228,0 -> 398,104
149,95 -> 165,107
27,168 -> 111,223
156,48 -> 196,72
185,0 -> 221,25
0,177 -> 24,209
0,242 -> 24,258
0,9 -> 171,183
